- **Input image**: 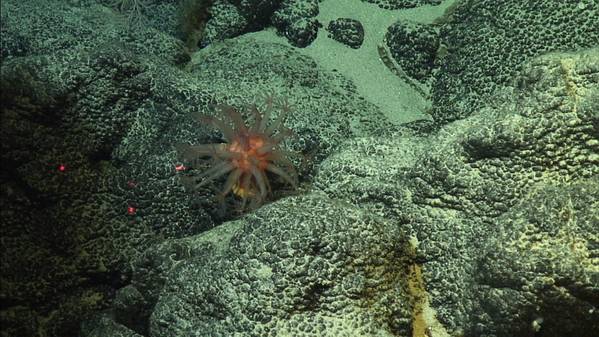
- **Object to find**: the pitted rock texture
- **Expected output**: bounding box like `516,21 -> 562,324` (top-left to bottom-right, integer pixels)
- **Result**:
385,20 -> 439,81
87,48 -> 598,337
326,18 -> 365,49
187,36 -> 390,161
237,0 -> 280,24
272,0 -> 320,47
201,0 -> 278,46
202,0 -> 320,48
314,48 -> 599,335
431,0 -> 599,124
1,1 -> 387,335
147,193 -> 415,337
201,1 -> 248,47
0,1 -> 196,335
4,0 -> 598,336
361,0 -> 441,9
0,0 -> 188,65
476,180 -> 599,337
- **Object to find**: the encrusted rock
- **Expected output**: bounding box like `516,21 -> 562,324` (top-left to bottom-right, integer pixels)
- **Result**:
431,0 -> 599,124
326,18 -> 364,49
385,20 -> 439,81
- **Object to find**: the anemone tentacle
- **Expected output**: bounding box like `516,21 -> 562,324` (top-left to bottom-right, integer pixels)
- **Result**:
177,97 -> 298,212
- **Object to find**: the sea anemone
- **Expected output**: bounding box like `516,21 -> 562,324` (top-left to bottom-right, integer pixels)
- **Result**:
177,95 -> 298,210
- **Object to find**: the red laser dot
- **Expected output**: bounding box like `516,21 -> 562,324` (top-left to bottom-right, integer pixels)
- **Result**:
175,164 -> 186,172
58,164 -> 66,172
127,206 -> 137,215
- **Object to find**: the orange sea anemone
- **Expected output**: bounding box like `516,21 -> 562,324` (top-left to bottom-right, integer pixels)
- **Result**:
176,95 -> 298,210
